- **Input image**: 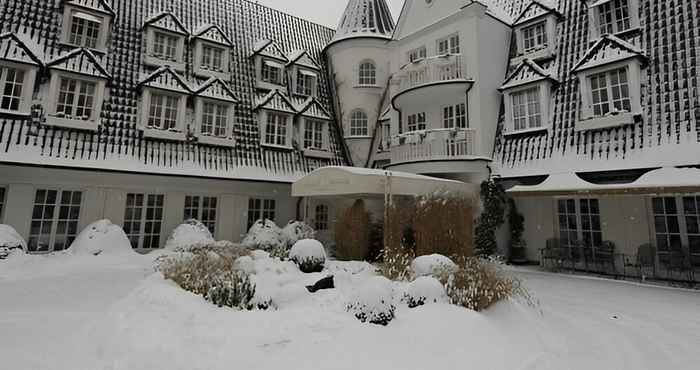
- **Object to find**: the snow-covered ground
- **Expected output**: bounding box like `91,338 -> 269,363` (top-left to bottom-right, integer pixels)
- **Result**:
1,253 -> 699,370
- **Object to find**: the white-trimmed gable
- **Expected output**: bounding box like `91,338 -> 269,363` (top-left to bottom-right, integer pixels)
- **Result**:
138,66 -> 191,94
143,11 -> 189,36
572,35 -> 646,73
193,24 -> 233,47
251,39 -> 288,62
286,50 -> 320,71
47,48 -> 111,79
194,78 -> 239,104
64,0 -> 115,17
0,33 -> 43,66
255,90 -> 297,114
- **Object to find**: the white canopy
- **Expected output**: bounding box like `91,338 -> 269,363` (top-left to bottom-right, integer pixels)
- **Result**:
508,167 -> 700,196
292,166 -> 476,198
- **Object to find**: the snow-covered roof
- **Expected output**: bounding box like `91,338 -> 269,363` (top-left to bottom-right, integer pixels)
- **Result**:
499,59 -> 558,90
572,34 -> 647,73
192,24 -> 234,47
66,0 -> 116,17
251,39 -> 289,62
143,11 -> 189,35
286,50 -> 320,70
47,48 -> 112,79
255,90 -> 297,114
138,66 -> 192,94
508,168 -> 700,196
194,78 -> 239,104
0,32 -> 43,66
329,0 -> 395,45
295,97 -> 332,120
292,166 -> 476,197
512,0 -> 560,26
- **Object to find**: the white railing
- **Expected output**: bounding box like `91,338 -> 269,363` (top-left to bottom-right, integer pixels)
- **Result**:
389,128 -> 478,164
395,54 -> 467,92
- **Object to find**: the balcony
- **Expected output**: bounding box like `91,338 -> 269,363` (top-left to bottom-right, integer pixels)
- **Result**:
385,128 -> 489,175
391,54 -> 474,110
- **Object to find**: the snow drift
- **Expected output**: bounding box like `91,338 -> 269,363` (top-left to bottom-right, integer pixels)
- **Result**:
69,220 -> 134,256
164,220 -> 215,251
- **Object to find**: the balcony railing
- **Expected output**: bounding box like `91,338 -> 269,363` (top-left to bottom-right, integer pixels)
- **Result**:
389,128 -> 477,165
395,54 -> 467,92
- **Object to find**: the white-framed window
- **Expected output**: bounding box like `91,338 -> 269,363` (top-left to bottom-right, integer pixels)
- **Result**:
408,46 -> 427,62
443,103 -> 467,129
264,112 -> 289,146
184,195 -> 218,235
511,87 -> 542,131
315,204 -> 329,231
437,34 -> 460,55
201,45 -> 225,72
652,196 -> 700,266
61,7 -> 110,51
557,198 -> 602,249
248,198 -> 276,229
358,61 -> 376,86
296,69 -> 316,96
349,110 -> 368,137
0,66 -> 24,112
201,101 -> 229,137
407,112 -> 426,132
123,193 -> 164,250
261,60 -> 283,85
588,0 -> 639,40
55,77 -> 96,121
28,189 -> 83,253
153,32 -> 178,61
148,93 -> 179,130
304,118 -> 326,150
522,22 -> 547,52
589,67 -> 631,117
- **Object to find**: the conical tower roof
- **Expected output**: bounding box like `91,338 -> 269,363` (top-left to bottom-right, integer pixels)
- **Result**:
331,0 -> 395,44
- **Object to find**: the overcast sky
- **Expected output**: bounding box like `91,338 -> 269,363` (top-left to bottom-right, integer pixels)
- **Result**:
255,0 -> 405,28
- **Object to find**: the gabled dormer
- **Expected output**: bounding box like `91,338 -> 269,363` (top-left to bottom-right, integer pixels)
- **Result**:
60,0 -> 115,52
512,1 -> 562,63
193,78 -> 239,147
254,90 -> 297,149
142,12 -> 189,72
137,66 -> 192,141
287,50 -> 320,98
572,35 -> 647,131
251,39 -> 288,91
499,59 -> 558,136
45,48 -> 111,131
297,97 -> 333,158
586,0 -> 640,41
0,33 -> 43,116
192,24 -> 234,80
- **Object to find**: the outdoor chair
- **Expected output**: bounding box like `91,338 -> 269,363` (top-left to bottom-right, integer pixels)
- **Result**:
624,243 -> 656,281
591,241 -> 616,274
540,238 -> 562,270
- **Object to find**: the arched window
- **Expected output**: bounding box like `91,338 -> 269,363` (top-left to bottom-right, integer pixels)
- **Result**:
315,204 -> 328,230
358,61 -> 376,86
349,110 -> 369,137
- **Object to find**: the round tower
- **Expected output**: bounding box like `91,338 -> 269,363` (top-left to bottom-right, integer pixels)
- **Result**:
324,0 -> 394,167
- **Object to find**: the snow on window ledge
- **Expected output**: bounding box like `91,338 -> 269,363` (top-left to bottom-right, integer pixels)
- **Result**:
260,142 -> 293,151
197,135 -> 236,147
142,127 -> 187,141
503,126 -> 548,137
575,111 -> 637,132
45,116 -> 99,132
303,148 -> 333,159
144,55 -> 186,73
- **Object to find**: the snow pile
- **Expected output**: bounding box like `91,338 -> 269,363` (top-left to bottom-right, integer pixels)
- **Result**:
0,224 -> 27,259
281,221 -> 315,247
164,220 -> 215,251
241,219 -> 285,251
69,220 -> 134,256
346,276 -> 397,326
403,276 -> 448,308
289,239 -> 326,273
233,255 -> 256,274
411,254 -> 458,277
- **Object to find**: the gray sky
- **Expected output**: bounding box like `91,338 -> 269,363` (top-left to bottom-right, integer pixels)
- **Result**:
255,0 -> 405,28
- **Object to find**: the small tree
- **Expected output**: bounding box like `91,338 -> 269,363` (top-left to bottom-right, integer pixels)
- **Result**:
474,180 -> 506,256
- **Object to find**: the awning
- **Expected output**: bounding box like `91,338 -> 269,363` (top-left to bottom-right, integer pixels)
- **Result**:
508,167 -> 700,197
292,166 -> 476,198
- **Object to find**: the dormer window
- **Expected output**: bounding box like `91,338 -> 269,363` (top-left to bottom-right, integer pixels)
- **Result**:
304,119 -> 326,150
0,66 -> 27,112
262,60 -> 283,85
500,60 -> 556,136
192,25 -> 233,80
56,77 -> 97,121
153,32 -> 178,61
143,12 -> 188,71
61,4 -> 112,51
0,34 -> 42,116
147,93 -> 179,130
255,90 -> 296,149
202,45 -> 225,72
522,22 -> 546,53
137,67 -> 190,140
264,112 -> 290,147
201,101 -> 229,137
588,0 -> 639,40
511,87 -> 542,131
295,69 -> 317,97
193,78 -> 239,146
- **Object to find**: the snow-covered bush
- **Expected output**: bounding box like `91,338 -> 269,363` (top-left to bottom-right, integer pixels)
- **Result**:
242,219 -> 286,253
281,221 -> 315,247
289,239 -> 326,273
411,254 -> 458,277
159,250 -> 269,310
346,276 -> 396,326
403,276 -> 448,308
380,249 -> 414,281
164,219 -> 215,251
69,220 -> 133,256
0,224 -> 27,259
439,257 -> 533,312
